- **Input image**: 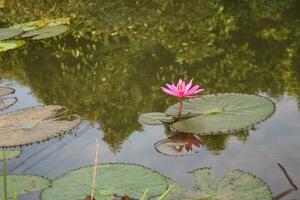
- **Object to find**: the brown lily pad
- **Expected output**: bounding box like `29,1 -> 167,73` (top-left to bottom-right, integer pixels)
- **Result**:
0,105 -> 81,148
0,87 -> 15,97
154,133 -> 203,156
0,86 -> 17,111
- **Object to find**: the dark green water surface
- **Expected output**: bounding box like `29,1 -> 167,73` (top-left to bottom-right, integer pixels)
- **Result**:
0,0 -> 300,199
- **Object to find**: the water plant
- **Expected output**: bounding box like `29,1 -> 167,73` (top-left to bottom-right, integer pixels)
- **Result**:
0,105 -> 81,148
139,91 -> 275,136
0,18 -> 70,53
0,151 -> 50,200
0,87 -> 17,111
161,79 -> 204,118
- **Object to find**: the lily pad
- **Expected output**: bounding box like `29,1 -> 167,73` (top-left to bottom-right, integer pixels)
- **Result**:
0,87 -> 17,111
0,105 -> 81,148
0,98 -> 17,111
154,133 -> 203,156
138,112 -> 174,125
0,27 -> 23,41
41,163 -> 168,200
165,93 -> 275,135
0,40 -> 25,52
21,25 -> 69,40
0,87 -> 15,97
13,18 -> 71,32
0,149 -> 21,159
0,174 -> 50,198
190,167 -> 272,200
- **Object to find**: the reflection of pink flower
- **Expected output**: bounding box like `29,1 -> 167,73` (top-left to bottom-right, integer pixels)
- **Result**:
161,79 -> 204,98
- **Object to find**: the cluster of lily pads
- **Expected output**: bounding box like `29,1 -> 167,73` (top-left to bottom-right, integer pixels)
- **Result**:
1,86 -> 297,200
139,93 -> 276,156
0,18 -> 70,53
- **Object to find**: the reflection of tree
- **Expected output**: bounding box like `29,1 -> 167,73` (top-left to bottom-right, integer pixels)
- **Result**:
0,0 -> 300,150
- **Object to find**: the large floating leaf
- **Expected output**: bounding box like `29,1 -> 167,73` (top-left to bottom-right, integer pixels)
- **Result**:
0,149 -> 21,159
154,133 -> 203,156
13,18 -> 71,32
0,174 -> 50,198
0,27 -> 23,41
0,105 -> 81,148
0,87 -> 15,97
0,40 -> 25,52
138,112 -> 174,125
0,98 -> 17,111
21,25 -> 69,40
190,167 -> 272,200
41,163 -> 168,200
166,93 -> 275,135
0,86 -> 17,111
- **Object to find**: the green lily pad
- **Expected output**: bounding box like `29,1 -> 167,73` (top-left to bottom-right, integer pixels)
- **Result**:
138,112 -> 174,125
166,93 -> 275,135
0,40 -> 25,52
190,167 -> 272,200
41,163 -> 168,200
21,25 -> 69,40
0,105 -> 81,148
164,179 -> 200,200
13,18 -> 70,32
0,27 -> 23,41
0,174 -> 50,198
0,149 -> 21,159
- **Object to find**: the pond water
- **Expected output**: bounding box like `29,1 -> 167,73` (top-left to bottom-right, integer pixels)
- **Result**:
0,1 -> 300,199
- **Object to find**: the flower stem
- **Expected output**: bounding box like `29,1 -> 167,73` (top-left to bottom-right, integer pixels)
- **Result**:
178,98 -> 183,118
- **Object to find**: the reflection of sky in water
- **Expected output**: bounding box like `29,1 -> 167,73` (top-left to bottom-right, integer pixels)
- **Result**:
1,80 -> 299,199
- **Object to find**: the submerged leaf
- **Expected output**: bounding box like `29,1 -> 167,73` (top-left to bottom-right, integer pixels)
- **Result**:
0,40 -> 25,52
41,163 -> 168,200
190,168 -> 272,200
166,93 -> 275,135
0,27 -> 23,41
0,105 -> 81,148
154,133 -> 203,156
0,174 -> 50,198
21,25 -> 69,40
0,149 -> 21,159
138,112 -> 174,125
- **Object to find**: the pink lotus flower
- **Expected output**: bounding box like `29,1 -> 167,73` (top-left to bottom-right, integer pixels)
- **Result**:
161,79 -> 204,98
161,79 -> 204,118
